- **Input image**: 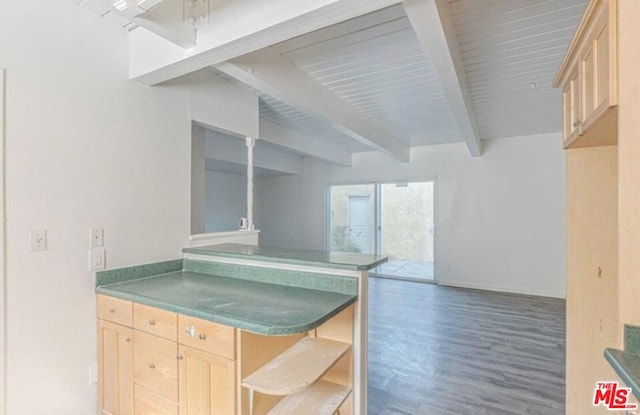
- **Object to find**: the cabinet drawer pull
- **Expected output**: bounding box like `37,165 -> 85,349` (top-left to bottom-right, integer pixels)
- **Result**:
148,319 -> 156,326
185,325 -> 196,337
149,363 -> 156,369
199,333 -> 207,341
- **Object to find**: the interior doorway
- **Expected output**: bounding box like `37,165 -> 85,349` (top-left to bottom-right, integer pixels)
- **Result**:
328,180 -> 435,282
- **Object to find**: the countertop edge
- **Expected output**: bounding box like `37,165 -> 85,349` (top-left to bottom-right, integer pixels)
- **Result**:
96,283 -> 357,336
604,348 -> 640,401
182,244 -> 387,271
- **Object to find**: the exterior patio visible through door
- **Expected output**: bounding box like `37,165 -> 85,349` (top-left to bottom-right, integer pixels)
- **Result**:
328,181 -> 435,282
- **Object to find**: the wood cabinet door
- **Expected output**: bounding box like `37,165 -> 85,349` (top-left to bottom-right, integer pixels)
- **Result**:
178,345 -> 236,415
580,40 -> 596,121
98,320 -> 134,415
563,70 -> 581,145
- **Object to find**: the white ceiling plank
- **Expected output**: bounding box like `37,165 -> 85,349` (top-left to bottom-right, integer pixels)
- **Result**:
403,0 -> 482,156
259,120 -> 352,167
129,0 -> 403,86
216,48 -> 410,162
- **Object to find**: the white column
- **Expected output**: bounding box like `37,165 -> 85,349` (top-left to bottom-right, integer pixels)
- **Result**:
245,136 -> 255,231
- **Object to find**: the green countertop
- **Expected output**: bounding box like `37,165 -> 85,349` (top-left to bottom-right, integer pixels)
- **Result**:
604,348 -> 640,401
96,271 -> 356,335
182,243 -> 387,271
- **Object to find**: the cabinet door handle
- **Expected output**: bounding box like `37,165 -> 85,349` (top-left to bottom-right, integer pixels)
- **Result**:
148,319 -> 156,326
185,325 -> 196,337
198,333 -> 207,341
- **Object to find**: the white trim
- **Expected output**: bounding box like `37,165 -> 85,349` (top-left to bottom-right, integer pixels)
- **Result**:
188,230 -> 260,247
245,136 -> 255,231
439,280 -> 565,299
327,174 -> 440,187
353,271 -> 368,415
0,68 -> 6,415
182,253 -> 363,278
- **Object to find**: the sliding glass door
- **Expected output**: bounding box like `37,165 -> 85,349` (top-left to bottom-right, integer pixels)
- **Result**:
329,184 -> 376,254
328,181 -> 435,281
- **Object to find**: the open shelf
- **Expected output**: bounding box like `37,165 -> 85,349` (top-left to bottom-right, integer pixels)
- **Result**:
241,337 -> 351,395
268,380 -> 352,415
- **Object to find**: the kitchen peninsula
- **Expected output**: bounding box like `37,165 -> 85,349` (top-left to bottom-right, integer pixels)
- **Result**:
95,243 -> 386,415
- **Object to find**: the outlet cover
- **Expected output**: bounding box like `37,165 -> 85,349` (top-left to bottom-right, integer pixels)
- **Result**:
89,247 -> 106,271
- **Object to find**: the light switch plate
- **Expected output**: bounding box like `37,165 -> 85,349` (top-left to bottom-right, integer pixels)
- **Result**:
30,229 -> 47,252
89,228 -> 104,247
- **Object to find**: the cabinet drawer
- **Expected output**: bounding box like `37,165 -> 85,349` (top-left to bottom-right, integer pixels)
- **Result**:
134,385 -> 177,415
134,303 -> 177,341
178,315 -> 235,360
98,295 -> 133,327
133,331 -> 178,402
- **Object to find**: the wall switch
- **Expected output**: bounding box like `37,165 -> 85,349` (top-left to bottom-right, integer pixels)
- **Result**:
89,228 -> 104,247
29,229 -> 47,252
89,247 -> 106,271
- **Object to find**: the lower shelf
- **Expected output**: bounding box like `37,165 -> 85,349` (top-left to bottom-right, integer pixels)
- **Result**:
268,380 -> 352,415
242,336 -> 351,395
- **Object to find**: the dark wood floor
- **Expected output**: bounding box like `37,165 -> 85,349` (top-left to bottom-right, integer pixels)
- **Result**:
367,277 -> 566,415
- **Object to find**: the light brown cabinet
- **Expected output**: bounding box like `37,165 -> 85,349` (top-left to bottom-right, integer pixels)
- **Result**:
178,345 -> 236,415
97,295 -> 237,415
553,0 -> 617,148
98,319 -> 134,415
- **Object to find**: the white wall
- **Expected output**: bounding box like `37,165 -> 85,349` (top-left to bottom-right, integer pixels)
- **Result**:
0,3 -> 194,414
205,170 -> 247,232
256,157 -> 331,250
256,134 -> 567,298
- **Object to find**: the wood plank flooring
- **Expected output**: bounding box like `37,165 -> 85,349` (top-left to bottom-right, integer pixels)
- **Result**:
367,278 -> 565,415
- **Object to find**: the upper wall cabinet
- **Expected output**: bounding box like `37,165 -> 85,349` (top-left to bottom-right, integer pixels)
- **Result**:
553,0 -> 618,148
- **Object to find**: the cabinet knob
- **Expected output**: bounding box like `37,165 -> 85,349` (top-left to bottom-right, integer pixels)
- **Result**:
148,319 -> 156,326
199,333 -> 207,341
185,325 -> 196,337
177,353 -> 184,360
573,119 -> 582,128
109,309 -> 116,314
125,338 -> 131,343
149,363 -> 156,369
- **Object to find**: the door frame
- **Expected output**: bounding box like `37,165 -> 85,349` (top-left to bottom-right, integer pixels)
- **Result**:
327,176 -> 439,283
0,68 -> 7,415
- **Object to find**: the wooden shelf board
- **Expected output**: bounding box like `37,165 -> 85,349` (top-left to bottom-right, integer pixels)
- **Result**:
267,380 -> 352,415
241,337 -> 351,395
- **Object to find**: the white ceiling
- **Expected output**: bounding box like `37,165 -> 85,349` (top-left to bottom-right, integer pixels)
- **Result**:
452,0 -> 588,139
269,4 -> 460,148
76,0 -> 588,159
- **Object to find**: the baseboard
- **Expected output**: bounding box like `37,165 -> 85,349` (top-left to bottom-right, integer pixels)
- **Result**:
437,279 -> 566,299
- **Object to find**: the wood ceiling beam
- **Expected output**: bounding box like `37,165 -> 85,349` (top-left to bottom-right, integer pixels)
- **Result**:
128,0 -> 403,86
216,48 -> 410,162
259,120 -> 352,167
403,0 -> 482,156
